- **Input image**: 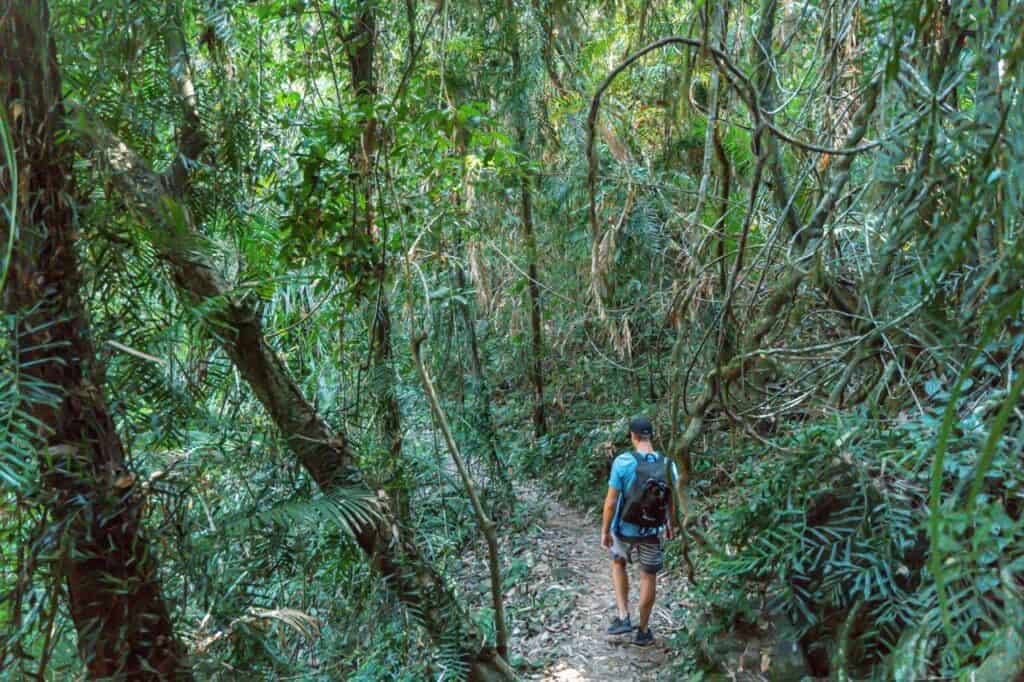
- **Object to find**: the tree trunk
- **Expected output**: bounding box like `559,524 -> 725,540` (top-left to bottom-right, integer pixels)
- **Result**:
76,5 -> 509,669
81,105 -> 514,682
508,6 -> 548,439
535,0 -> 569,95
454,253 -> 511,496
1,3 -> 189,678
346,1 -> 406,513
522,164 -> 547,440
412,335 -> 509,659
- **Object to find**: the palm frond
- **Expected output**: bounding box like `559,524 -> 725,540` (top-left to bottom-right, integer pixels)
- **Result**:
219,487 -> 382,540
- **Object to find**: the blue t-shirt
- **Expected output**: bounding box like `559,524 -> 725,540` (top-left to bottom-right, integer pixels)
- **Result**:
609,451 -> 677,538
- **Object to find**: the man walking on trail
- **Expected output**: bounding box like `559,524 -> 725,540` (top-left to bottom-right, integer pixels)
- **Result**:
601,415 -> 676,647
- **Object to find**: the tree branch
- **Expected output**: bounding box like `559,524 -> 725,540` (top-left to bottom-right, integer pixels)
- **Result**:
412,332 -> 510,661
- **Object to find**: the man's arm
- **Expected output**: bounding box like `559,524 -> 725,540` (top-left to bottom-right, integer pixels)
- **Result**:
602,487 -> 619,547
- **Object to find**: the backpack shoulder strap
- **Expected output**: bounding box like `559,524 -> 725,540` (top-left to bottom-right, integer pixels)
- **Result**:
632,451 -> 643,466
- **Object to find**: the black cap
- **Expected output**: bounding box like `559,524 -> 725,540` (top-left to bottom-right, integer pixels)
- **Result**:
629,415 -> 653,439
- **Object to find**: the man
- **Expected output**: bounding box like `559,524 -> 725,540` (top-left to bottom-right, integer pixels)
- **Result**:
601,415 -> 676,647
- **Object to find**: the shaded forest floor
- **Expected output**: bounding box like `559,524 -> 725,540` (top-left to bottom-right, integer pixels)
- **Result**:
456,484 -> 695,680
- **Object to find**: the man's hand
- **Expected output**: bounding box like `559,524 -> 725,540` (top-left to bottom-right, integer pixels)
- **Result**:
665,525 -> 675,541
602,487 -> 619,550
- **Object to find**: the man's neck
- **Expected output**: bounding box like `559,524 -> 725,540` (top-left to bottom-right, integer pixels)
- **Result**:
634,442 -> 654,454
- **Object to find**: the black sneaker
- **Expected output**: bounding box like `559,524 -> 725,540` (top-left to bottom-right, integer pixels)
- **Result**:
631,627 -> 654,647
606,615 -> 632,635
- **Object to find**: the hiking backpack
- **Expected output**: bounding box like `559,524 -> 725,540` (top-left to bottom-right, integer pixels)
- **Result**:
619,452 -> 671,528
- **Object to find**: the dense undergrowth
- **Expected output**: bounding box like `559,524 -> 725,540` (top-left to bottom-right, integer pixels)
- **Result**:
4,0 -> 1024,679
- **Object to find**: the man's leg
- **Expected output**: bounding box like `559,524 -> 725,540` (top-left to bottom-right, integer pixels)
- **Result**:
611,557 -> 629,619
608,533 -> 634,623
637,571 -> 656,629
636,538 -> 664,632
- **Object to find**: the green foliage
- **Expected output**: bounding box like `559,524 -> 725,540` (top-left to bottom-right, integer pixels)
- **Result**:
691,410 -> 1024,679
4,0 -> 1024,678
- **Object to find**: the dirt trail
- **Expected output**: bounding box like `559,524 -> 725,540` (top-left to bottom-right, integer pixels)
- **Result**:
507,492 -> 690,681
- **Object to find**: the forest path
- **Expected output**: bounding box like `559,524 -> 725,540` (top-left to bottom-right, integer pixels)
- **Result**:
505,487 -> 691,681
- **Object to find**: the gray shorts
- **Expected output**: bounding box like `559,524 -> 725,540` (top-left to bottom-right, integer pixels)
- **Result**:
609,533 -> 663,574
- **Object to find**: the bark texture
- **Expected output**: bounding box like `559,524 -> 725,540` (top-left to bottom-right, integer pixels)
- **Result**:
1,2 -> 189,678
